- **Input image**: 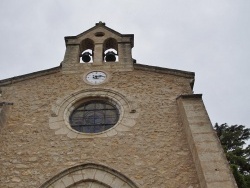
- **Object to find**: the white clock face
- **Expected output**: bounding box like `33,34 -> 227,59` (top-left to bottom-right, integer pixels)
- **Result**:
86,71 -> 107,85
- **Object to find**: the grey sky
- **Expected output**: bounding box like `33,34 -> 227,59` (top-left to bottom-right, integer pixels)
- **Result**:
0,0 -> 249,128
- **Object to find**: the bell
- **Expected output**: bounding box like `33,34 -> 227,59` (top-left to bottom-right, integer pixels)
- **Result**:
105,51 -> 116,62
81,52 -> 92,62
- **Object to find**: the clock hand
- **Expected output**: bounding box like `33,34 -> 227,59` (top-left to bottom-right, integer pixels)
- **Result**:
92,75 -> 105,79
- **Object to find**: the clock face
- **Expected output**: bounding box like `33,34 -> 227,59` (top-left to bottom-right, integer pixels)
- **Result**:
86,71 -> 107,85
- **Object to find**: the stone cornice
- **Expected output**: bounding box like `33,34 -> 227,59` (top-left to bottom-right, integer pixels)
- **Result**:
134,63 -> 195,78
0,63 -> 195,87
0,66 -> 61,86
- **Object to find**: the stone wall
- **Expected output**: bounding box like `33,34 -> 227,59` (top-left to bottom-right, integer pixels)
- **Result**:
0,67 -> 199,187
0,102 -> 12,131
0,105 -> 3,129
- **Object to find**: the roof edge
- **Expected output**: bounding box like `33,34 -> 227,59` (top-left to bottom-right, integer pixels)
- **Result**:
0,66 -> 61,86
77,22 -> 123,38
64,22 -> 134,47
134,63 -> 195,78
0,63 -> 195,86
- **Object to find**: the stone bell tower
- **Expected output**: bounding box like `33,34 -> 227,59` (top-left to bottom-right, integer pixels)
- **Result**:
0,22 -> 237,188
62,21 -> 134,73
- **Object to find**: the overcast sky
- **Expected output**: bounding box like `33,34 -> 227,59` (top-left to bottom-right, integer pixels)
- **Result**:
0,0 -> 249,128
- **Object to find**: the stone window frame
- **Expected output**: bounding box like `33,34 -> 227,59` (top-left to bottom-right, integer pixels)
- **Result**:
49,88 -> 139,138
39,163 -> 139,188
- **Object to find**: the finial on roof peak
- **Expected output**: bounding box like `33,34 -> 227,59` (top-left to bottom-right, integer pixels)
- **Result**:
96,21 -> 106,26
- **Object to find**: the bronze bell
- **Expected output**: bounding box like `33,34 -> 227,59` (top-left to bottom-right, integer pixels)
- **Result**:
105,51 -> 116,62
81,52 -> 92,62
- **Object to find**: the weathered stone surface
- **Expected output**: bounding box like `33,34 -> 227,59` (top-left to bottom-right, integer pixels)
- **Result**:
0,103 -> 12,130
0,67 -> 199,187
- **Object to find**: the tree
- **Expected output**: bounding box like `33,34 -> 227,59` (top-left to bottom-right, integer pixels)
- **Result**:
214,123 -> 250,188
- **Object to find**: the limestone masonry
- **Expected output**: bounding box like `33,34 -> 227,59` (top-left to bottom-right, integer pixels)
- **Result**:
0,22 -> 237,188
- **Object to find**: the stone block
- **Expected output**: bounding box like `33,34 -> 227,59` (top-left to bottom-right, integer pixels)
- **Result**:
188,122 -> 214,134
53,180 -> 65,188
196,141 -> 221,153
199,151 -> 225,162
192,133 -> 218,143
71,171 -> 84,183
206,180 -> 236,188
94,170 -> 106,182
200,160 -> 229,172
82,169 -> 96,179
102,173 -> 116,185
204,170 -> 233,182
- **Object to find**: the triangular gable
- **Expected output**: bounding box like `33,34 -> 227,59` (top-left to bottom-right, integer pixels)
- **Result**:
64,22 -> 134,47
76,21 -> 123,38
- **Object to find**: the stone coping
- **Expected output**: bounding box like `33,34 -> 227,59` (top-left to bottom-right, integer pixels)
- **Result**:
0,66 -> 61,86
176,94 -> 237,188
134,64 -> 195,78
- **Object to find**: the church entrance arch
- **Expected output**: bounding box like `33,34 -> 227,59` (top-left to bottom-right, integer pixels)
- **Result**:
40,163 -> 138,188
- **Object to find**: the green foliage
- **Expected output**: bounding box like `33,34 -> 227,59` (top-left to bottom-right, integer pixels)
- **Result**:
231,164 -> 247,188
214,123 -> 250,188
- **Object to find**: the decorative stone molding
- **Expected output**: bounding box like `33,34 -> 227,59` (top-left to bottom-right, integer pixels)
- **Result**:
49,88 -> 139,138
39,163 -> 139,188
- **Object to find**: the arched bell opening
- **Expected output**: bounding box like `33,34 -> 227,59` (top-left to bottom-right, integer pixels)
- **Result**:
103,38 -> 118,62
80,38 -> 94,63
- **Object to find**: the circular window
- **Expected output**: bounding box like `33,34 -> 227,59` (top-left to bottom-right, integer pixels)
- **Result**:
69,100 -> 119,133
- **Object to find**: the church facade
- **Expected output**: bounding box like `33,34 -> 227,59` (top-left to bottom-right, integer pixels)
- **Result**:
0,22 -> 236,188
